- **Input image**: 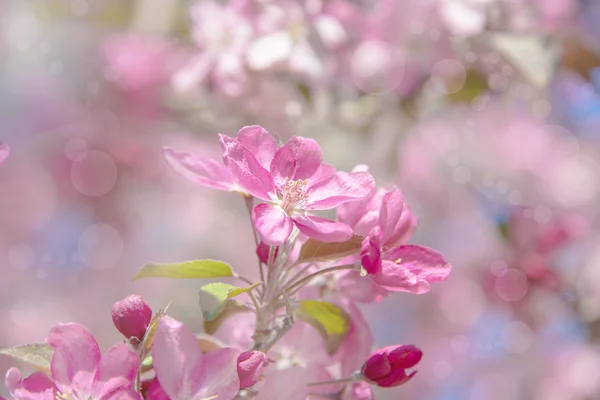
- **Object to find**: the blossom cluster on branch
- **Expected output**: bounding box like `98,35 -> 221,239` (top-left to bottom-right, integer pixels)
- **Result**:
0,127 -> 450,399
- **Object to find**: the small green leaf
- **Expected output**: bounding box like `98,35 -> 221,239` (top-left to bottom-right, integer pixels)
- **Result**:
296,300 -> 350,355
446,69 -> 488,103
133,260 -> 233,280
204,300 -> 252,334
141,355 -> 153,373
199,282 -> 259,321
0,344 -> 53,373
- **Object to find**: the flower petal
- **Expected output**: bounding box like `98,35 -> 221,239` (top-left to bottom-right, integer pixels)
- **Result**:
252,203 -> 293,245
0,141 -> 9,165
172,53 -> 212,93
384,206 -> 418,248
163,147 -> 236,192
194,348 -> 241,400
104,390 -> 143,400
378,189 -> 405,245
270,136 -> 323,186
92,345 -> 139,399
386,245 -> 452,283
293,215 -> 353,242
48,323 -> 101,397
372,246 -> 451,293
336,270 -> 389,303
219,134 -> 274,200
361,228 -> 382,275
336,188 -> 383,232
306,171 -> 374,210
6,368 -> 56,400
257,367 -> 308,400
152,316 -> 203,400
236,126 -> 278,171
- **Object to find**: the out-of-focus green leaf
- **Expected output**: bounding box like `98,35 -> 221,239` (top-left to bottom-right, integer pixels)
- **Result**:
204,300 -> 252,335
0,344 -> 53,373
133,260 -> 233,280
447,69 -> 488,103
199,282 -> 259,321
296,300 -> 350,355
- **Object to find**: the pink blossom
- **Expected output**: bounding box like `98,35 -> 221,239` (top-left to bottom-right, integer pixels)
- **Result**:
339,188 -> 450,294
256,367 -> 308,400
0,141 -> 9,164
237,350 -> 268,389
344,381 -> 374,400
5,368 -> 57,400
173,0 -> 252,96
111,294 -> 153,340
152,316 -> 241,400
361,345 -> 422,388
47,323 -> 141,400
220,128 -> 374,245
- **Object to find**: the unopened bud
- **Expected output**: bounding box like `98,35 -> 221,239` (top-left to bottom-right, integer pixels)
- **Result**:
112,294 -> 153,340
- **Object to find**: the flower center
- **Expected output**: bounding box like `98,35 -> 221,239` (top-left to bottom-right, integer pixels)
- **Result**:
279,178 -> 309,214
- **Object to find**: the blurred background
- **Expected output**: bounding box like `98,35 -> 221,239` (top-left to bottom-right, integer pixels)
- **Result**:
1,0 -> 600,399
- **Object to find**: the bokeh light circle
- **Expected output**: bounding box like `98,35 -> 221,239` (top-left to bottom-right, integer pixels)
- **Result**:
350,40 -> 405,95
78,223 -> 124,269
71,150 -> 118,197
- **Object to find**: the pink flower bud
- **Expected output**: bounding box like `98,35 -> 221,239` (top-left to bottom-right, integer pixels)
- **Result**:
112,294 -> 153,340
256,242 -> 278,265
360,345 -> 422,388
237,350 -> 268,389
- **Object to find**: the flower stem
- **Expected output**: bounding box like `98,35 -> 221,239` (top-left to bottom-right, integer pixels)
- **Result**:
307,374 -> 362,387
282,264 -> 359,295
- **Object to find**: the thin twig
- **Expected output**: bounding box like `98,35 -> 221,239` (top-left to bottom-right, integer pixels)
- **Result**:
283,264 -> 359,296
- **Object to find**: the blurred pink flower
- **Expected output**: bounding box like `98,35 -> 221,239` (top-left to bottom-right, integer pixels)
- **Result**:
256,367 -> 308,400
5,368 -> 57,400
111,294 -> 153,341
344,381 -> 374,400
361,345 -> 422,388
47,323 -> 140,400
0,141 -> 8,164
152,316 -> 240,400
173,0 -> 253,96
219,129 -> 374,245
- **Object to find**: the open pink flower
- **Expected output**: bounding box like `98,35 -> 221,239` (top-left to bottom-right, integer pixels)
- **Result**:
0,141 -> 9,164
5,368 -> 57,400
220,129 -> 374,245
361,345 -> 422,388
47,323 -> 140,400
152,316 -> 241,400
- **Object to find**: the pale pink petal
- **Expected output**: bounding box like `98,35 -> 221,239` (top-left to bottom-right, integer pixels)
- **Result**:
92,345 -> 139,399
306,171 -> 375,210
152,316 -> 203,400
336,270 -> 389,303
236,126 -> 278,170
293,215 -> 353,242
145,378 -> 169,400
172,53 -> 212,93
104,390 -> 142,400
386,245 -> 451,283
378,189 -> 405,245
336,188 -> 383,231
339,301 -> 374,377
307,163 -> 337,187
257,367 -> 308,400
252,203 -> 293,246
384,207 -> 418,248
361,229 -> 382,275
219,134 -> 274,200
163,147 -> 236,191
344,381 -> 374,400
371,260 -> 428,294
0,141 -> 9,165
372,246 -> 451,293
270,136 -> 323,186
194,348 -> 241,400
48,323 -> 101,396
6,368 -> 56,400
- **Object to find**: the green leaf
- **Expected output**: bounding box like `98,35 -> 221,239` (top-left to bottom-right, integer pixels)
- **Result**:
295,300 -> 350,355
133,260 -> 233,280
204,300 -> 252,334
141,355 -> 153,373
298,235 -> 363,263
0,344 -> 53,373
446,69 -> 488,103
199,282 -> 259,321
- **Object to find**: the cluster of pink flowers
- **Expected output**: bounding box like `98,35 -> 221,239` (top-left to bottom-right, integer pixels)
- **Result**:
1,127 -> 450,399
